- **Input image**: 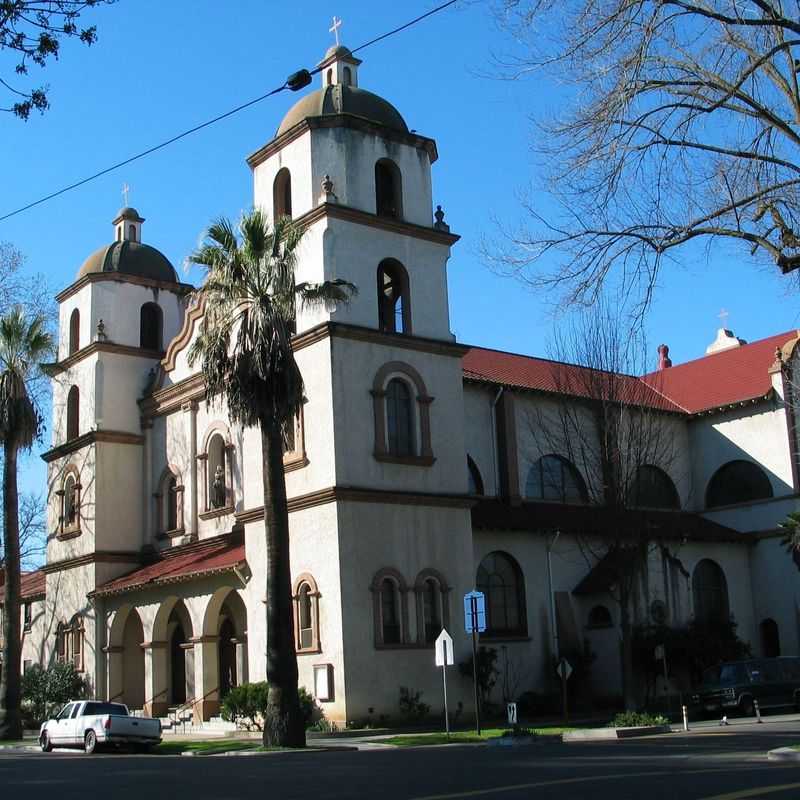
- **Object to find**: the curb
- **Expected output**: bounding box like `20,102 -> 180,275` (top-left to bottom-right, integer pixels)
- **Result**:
563,725 -> 671,742
768,748 -> 800,762
0,745 -> 39,752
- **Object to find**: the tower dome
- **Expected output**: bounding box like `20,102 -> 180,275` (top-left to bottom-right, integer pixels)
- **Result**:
77,208 -> 178,283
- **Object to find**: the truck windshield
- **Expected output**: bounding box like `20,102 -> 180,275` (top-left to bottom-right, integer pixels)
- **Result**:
702,664 -> 742,687
82,702 -> 128,717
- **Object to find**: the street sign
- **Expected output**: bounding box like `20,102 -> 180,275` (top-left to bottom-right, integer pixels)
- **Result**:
464,591 -> 487,633
507,702 -> 517,725
435,629 -> 454,667
556,657 -> 573,681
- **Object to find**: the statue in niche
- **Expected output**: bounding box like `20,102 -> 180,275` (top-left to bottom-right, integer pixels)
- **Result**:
212,464 -> 226,509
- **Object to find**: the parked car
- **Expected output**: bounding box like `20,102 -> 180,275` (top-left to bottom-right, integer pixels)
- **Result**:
692,657 -> 800,717
39,700 -> 162,754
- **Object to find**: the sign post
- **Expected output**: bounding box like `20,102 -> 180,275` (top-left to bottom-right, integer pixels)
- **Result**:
464,591 -> 486,736
557,657 -> 572,724
434,629 -> 454,736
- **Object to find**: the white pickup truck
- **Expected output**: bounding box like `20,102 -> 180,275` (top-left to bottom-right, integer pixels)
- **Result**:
40,700 -> 162,753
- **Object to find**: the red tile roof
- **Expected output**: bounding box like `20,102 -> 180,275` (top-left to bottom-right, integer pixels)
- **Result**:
462,329 -> 799,416
94,535 -> 246,597
462,346 -> 684,413
640,330 -> 798,414
0,569 -> 46,604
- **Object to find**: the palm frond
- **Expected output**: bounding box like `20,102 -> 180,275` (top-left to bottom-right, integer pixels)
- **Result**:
296,280 -> 358,309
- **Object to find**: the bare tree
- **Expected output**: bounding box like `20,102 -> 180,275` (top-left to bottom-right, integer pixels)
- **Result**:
1,1 -> 115,119
489,0 -> 800,312
0,493 -> 46,571
527,302 -> 683,707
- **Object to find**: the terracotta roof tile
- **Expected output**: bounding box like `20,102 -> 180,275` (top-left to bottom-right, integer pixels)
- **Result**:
94,535 -> 245,597
0,569 -> 46,604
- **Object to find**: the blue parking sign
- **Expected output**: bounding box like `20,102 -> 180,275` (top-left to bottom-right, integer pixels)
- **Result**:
464,591 -> 486,633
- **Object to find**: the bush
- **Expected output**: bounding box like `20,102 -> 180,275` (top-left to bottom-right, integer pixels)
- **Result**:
609,710 -> 669,728
21,663 -> 88,724
220,682 -> 321,731
398,686 -> 430,720
458,647 -> 498,705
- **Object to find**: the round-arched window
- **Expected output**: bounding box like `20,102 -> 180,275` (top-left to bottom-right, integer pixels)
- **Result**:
386,378 -> 414,457
526,455 -> 588,503
587,605 -> 612,628
706,460 -> 773,508
692,559 -> 730,624
375,159 -> 402,219
140,303 -> 163,351
630,465 -> 680,509
476,551 -> 527,636
467,456 -> 484,495
380,578 -> 401,644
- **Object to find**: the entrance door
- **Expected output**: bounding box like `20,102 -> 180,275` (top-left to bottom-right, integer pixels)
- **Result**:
170,624 -> 187,705
219,618 -> 237,698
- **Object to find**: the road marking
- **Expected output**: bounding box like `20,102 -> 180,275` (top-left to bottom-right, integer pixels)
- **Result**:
698,783 -> 800,800
408,767 -> 762,800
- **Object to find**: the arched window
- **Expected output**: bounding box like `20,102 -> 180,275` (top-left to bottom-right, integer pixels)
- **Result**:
57,616 -> 84,671
166,475 -> 178,531
273,167 -> 292,219
692,559 -> 730,625
630,465 -> 680,509
587,605 -> 613,629
207,433 -> 228,510
386,378 -> 414,457
525,455 -> 588,504
375,159 -> 402,219
371,568 -> 408,647
414,569 -> 449,645
293,574 -> 321,653
326,68 -> 333,85
66,386 -> 79,441
343,66 -> 352,86
139,302 -> 163,351
377,259 -> 411,334
476,551 -> 527,637
760,618 -> 781,658
128,224 -> 137,242
706,460 -> 773,508
157,469 -> 184,535
60,471 -> 80,534
68,309 -> 80,355
467,456 -> 484,495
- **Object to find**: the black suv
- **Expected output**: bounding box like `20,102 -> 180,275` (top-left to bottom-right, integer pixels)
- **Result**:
693,657 -> 800,717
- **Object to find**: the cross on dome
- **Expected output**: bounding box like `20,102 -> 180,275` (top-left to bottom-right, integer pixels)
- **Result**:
122,182 -> 131,206
329,15 -> 342,46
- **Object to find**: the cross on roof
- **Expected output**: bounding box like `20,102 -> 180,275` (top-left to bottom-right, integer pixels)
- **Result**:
718,308 -> 730,326
122,183 -> 130,206
329,15 -> 342,46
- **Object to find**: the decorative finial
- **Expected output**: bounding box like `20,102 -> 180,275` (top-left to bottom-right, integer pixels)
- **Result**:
96,319 -> 107,342
320,174 -> 338,204
433,204 -> 450,233
329,15 -> 342,46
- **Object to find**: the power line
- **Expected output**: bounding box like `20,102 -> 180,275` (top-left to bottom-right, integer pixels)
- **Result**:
0,0 -> 462,224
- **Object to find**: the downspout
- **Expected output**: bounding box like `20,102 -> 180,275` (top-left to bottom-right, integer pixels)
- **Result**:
490,386 -> 504,496
546,530 -> 561,662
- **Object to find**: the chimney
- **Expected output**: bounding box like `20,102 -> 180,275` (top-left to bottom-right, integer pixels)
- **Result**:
657,344 -> 672,370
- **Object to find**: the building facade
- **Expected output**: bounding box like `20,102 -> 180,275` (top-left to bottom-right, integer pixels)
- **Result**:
3,45 -> 800,724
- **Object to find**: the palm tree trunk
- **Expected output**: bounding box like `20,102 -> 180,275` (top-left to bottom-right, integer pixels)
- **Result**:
260,419 -> 305,748
0,440 -> 23,740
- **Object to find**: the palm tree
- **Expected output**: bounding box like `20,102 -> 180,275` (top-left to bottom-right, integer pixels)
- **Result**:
189,210 -> 355,747
0,307 -> 52,740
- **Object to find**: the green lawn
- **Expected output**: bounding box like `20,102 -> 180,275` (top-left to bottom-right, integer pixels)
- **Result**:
379,727 -> 573,747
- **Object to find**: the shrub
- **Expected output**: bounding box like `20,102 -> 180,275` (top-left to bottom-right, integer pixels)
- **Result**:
220,682 -> 321,731
609,710 -> 669,728
21,663 -> 89,724
458,647 -> 498,705
398,686 -> 430,720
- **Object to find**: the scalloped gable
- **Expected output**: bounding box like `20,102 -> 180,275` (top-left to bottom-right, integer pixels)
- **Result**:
152,293 -> 207,391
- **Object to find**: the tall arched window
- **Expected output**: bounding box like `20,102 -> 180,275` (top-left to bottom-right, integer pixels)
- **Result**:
371,568 -> 408,647
61,472 -> 80,533
525,455 -> 588,503
66,386 -> 79,441
326,68 -> 333,85
692,559 -> 730,624
377,259 -> 411,334
467,456 -> 484,495
293,574 -> 321,653
414,569 -> 449,645
706,460 -> 773,508
386,378 -> 414,457
128,224 -> 137,242
208,433 -> 228,510
57,615 -> 84,671
375,159 -> 402,219
761,618 -> 781,658
343,66 -> 352,86
273,167 -> 292,219
630,465 -> 680,509
68,309 -> 80,355
166,475 -> 178,531
380,578 -> 401,644
476,551 -> 527,637
140,302 -> 163,351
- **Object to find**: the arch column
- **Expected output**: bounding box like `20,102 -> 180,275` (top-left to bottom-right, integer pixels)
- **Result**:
235,638 -> 249,686
143,640 -> 168,718
104,646 -> 124,703
191,635 -> 220,722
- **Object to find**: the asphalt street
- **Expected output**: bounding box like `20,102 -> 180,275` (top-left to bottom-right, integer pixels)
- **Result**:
2,717 -> 800,799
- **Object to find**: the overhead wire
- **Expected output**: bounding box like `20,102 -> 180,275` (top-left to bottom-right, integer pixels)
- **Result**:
0,0 -> 462,224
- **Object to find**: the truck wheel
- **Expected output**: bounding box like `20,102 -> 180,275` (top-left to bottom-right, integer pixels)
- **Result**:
40,733 -> 52,753
739,696 -> 755,717
84,730 -> 98,755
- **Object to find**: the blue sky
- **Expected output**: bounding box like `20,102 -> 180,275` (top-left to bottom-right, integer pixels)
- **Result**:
2,0 -> 798,497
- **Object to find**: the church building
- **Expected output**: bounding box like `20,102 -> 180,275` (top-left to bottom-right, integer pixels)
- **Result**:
3,44 -> 800,726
